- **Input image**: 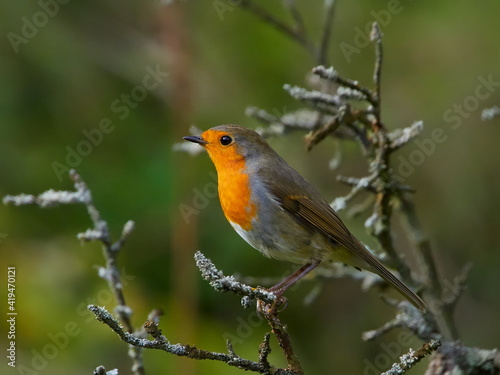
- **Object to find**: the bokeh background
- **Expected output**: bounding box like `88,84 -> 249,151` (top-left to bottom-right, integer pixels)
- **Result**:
1,1 -> 500,374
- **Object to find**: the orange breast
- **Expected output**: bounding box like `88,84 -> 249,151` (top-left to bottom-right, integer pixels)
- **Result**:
209,156 -> 256,231
201,130 -> 257,231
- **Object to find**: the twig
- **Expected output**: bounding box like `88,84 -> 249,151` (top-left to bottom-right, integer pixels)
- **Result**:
90,250 -> 305,375
68,172 -> 137,336
398,193 -> 458,341
4,170 -> 144,375
336,175 -> 377,193
330,173 -> 378,212
93,365 -> 118,375
427,342 -> 500,375
240,0 -> 316,57
258,333 -> 272,369
194,251 -> 277,305
353,31 -> 415,283
304,114 -> 341,151
284,84 -> 343,108
370,22 -> 383,124
442,263 -> 473,311
283,0 -> 308,43
381,339 -> 441,375
363,300 -> 440,342
265,313 -> 304,375
481,105 -> 500,121
245,107 -> 322,134
318,0 -> 336,65
389,121 -> 424,152
362,316 -> 402,341
312,65 -> 375,105
194,251 -> 304,373
88,305 -> 287,374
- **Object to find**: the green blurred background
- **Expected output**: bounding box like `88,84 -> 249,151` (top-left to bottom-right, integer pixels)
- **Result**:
1,1 -> 499,374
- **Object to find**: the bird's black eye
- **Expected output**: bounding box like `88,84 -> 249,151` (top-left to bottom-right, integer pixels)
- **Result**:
220,135 -> 233,146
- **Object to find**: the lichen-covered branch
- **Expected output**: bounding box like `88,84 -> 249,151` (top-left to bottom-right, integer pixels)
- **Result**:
194,251 -> 304,374
426,342 -> 500,375
194,251 -> 277,305
312,65 -> 375,106
398,193 -> 459,341
93,365 -> 118,375
363,300 -> 440,343
88,305 -> 290,374
4,170 -> 304,374
381,339 -> 441,375
88,250 -> 304,375
218,7 -> 496,373
7,2 -> 495,374
481,105 -> 500,121
3,170 -> 144,375
370,22 -> 383,123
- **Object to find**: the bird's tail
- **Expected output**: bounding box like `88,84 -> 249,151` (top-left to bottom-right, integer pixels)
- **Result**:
352,238 -> 427,311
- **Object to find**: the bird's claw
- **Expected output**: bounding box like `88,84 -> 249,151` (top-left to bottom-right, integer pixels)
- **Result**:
256,295 -> 288,317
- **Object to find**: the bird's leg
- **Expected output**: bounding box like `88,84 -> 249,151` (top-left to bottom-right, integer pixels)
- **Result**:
257,259 -> 321,316
270,259 -> 322,294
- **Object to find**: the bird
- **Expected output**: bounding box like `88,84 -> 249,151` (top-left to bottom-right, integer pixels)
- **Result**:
184,124 -> 427,312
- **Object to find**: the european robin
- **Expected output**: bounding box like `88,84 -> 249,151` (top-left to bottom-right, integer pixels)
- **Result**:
184,125 -> 427,312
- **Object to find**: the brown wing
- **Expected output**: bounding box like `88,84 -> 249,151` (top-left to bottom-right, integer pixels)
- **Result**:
280,193 -> 382,267
273,185 -> 427,311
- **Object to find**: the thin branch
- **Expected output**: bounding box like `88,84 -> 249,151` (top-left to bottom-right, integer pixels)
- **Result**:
389,121 -> 424,152
481,105 -> 500,121
245,107 -> 322,134
4,170 -> 144,375
318,0 -> 336,65
304,114 -> 341,151
381,339 -> 441,375
370,22 -> 383,124
89,250 -> 306,375
264,313 -> 304,375
194,251 -> 277,305
93,365 -> 118,375
336,175 -> 377,193
67,171 -> 136,334
362,316 -> 402,341
284,83 -> 343,108
363,300 -> 440,342
398,193 -> 458,341
312,65 -> 375,105
258,333 -> 272,369
88,305 -> 287,374
283,0 -> 308,43
194,251 -> 304,373
240,0 -> 316,57
442,263 -> 473,311
330,172 -> 378,212
427,342 -> 500,375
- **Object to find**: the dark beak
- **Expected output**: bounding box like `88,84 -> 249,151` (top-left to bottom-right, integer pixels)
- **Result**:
183,135 -> 208,145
